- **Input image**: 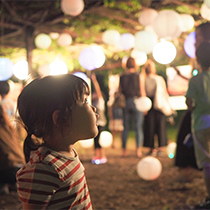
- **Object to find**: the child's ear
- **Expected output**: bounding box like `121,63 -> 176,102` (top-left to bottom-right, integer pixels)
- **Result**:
52,110 -> 61,127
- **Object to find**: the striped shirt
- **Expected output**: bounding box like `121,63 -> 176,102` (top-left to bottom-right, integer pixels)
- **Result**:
16,146 -> 92,210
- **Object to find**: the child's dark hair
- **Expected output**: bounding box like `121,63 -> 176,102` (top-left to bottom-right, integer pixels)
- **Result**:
0,81 -> 10,98
126,57 -> 136,69
17,74 -> 90,162
196,41 -> 210,68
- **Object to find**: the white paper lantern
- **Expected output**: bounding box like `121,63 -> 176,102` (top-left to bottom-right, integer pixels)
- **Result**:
35,33 -> 52,49
61,0 -> 84,16
49,59 -> 68,75
73,72 -> 89,84
134,97 -> 152,112
180,14 -> 195,32
99,131 -> 113,148
138,8 -> 158,26
49,32 -> 59,40
204,0 -> 210,9
79,139 -> 94,148
152,10 -> 183,40
200,3 -> 210,21
152,39 -> 177,64
13,60 -> 28,80
91,46 -> 106,68
137,156 -> 162,181
166,142 -> 177,159
102,29 -> 121,46
57,33 -> 72,47
0,58 -> 13,81
131,49 -> 147,66
135,30 -> 158,54
120,33 -> 135,50
184,31 -> 196,58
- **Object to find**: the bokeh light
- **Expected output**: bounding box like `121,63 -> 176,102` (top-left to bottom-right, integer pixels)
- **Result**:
0,58 -> 14,81
13,60 -> 28,80
49,59 -> 68,75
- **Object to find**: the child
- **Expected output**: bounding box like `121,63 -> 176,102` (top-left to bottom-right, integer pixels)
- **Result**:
16,74 -> 98,210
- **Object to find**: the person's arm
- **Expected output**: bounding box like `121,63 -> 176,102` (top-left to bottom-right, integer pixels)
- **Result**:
139,73 -> 146,97
186,97 -> 194,110
91,73 -> 102,98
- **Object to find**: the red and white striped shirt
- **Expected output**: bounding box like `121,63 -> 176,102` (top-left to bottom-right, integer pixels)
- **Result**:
16,146 -> 92,210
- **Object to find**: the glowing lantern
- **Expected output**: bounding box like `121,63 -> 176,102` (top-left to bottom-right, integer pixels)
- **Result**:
102,29 -> 121,46
57,33 -> 72,47
99,131 -> 113,148
121,56 -> 129,69
61,0 -> 84,16
13,60 -> 28,80
49,32 -> 59,40
34,33 -> 52,49
73,72 -> 89,84
135,30 -> 158,54
134,97 -> 152,112
152,39 -> 177,64
79,139 -> 94,148
137,156 -> 162,181
200,4 -> 210,21
0,58 -> 13,81
166,142 -> 177,159
138,8 -> 158,26
180,14 -> 195,32
38,63 -> 51,77
204,0 -> 210,9
120,33 -> 135,50
184,31 -> 196,58
49,59 -> 68,75
91,46 -> 106,68
131,49 -> 147,66
152,10 -> 183,40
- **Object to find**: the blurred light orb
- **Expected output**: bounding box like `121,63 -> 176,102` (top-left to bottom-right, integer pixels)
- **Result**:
184,31 -> 196,58
204,0 -> 210,9
49,32 -> 59,40
131,49 -> 147,66
121,56 -> 129,69
35,33 -> 52,49
49,59 -> 68,75
102,29 -> 121,46
61,0 -> 84,16
0,58 -> 13,81
57,33 -> 72,47
91,46 -> 106,68
152,10 -> 183,40
137,156 -> 162,181
180,14 -> 195,32
13,60 -> 28,80
200,4 -> 210,21
138,8 -> 158,26
38,63 -> 51,77
99,131 -> 113,148
166,142 -> 177,159
152,39 -> 177,64
120,33 -> 135,50
79,139 -> 94,148
135,30 -> 158,54
134,97 -> 152,112
73,72 -> 89,84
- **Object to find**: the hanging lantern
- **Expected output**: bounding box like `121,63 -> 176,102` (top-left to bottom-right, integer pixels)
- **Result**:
49,59 -> 68,75
180,14 -> 195,32
138,8 -> 158,26
152,10 -> 183,40
120,33 -> 135,50
0,58 -> 13,81
13,60 -> 28,80
102,29 -> 121,46
204,0 -> 210,9
61,0 -> 84,16
49,32 -> 59,40
57,33 -> 72,47
200,4 -> 210,21
131,49 -> 147,66
184,31 -> 196,58
35,33 -> 52,49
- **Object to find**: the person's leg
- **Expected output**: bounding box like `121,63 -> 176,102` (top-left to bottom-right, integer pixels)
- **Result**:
122,107 -> 130,156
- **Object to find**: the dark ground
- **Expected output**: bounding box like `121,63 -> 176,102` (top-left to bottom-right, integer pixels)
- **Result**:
0,138 -> 206,210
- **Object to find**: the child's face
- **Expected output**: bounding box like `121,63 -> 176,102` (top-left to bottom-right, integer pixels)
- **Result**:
68,94 -> 99,142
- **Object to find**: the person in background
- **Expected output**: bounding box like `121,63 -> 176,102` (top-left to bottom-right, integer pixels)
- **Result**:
142,59 -> 168,157
91,72 -> 107,164
119,57 -> 145,157
16,75 -> 98,210
0,105 -> 25,195
186,41 -> 210,209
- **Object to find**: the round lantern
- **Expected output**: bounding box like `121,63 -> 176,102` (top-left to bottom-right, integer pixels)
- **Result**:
13,60 -> 28,80
131,49 -> 147,66
73,72 -> 89,84
49,32 -> 59,40
134,97 -> 152,112
138,8 -> 158,26
91,46 -> 106,68
35,33 -> 52,49
99,131 -> 113,148
135,30 -> 158,54
200,4 -> 210,21
79,139 -> 94,148
57,33 -> 72,47
137,156 -> 162,181
152,39 -> 177,64
102,29 -> 121,46
180,14 -> 195,32
119,33 -> 135,50
166,142 -> 177,159
152,10 -> 183,40
79,48 -> 97,70
61,0 -> 84,16
184,31 -> 196,58
204,0 -> 210,9
0,58 -> 13,81
49,59 -> 68,75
